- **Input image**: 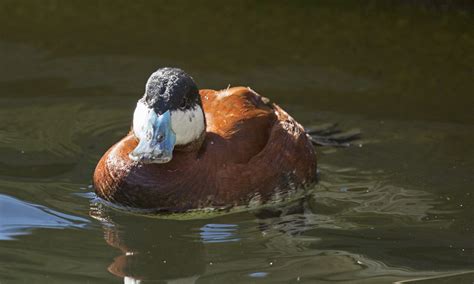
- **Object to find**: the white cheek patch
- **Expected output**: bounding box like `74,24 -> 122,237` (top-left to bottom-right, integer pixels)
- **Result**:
132,100 -> 153,140
170,106 -> 205,145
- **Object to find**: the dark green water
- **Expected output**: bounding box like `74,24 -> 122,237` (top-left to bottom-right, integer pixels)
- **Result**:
0,1 -> 473,283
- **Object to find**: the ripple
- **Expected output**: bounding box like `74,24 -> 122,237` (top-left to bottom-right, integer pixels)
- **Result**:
309,164 -> 455,230
199,224 -> 240,244
0,194 -> 89,240
0,96 -> 130,180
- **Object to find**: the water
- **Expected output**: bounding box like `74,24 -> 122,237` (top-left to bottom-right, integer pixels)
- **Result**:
0,1 -> 473,283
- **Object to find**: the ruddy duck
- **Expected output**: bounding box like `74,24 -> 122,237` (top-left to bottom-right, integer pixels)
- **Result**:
93,68 -> 318,212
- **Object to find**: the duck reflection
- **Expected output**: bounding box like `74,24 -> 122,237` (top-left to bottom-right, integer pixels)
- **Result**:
90,204 -> 242,283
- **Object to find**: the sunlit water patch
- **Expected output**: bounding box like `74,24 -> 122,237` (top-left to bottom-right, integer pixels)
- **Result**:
199,224 -> 240,243
0,194 -> 89,240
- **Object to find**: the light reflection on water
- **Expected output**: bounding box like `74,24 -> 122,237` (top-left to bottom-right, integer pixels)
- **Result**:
0,194 -> 89,240
199,224 -> 241,244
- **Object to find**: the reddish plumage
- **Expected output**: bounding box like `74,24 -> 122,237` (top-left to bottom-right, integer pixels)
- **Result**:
93,87 -> 317,211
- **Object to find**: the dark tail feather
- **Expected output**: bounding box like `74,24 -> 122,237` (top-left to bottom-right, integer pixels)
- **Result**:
305,123 -> 361,147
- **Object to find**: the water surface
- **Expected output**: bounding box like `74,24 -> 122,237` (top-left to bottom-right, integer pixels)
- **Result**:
0,1 -> 473,283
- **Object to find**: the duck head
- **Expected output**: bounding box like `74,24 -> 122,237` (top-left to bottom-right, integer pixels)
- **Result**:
129,68 -> 206,164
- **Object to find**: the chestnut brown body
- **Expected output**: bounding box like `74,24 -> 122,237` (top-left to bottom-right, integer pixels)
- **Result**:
93,87 -> 317,211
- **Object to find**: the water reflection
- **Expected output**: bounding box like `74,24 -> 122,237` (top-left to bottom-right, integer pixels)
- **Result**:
89,175 -> 467,284
199,224 -> 240,244
0,194 -> 88,240
313,168 -> 446,225
90,203 -> 208,283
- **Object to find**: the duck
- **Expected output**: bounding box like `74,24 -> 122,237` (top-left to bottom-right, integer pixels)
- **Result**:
93,67 -> 318,212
